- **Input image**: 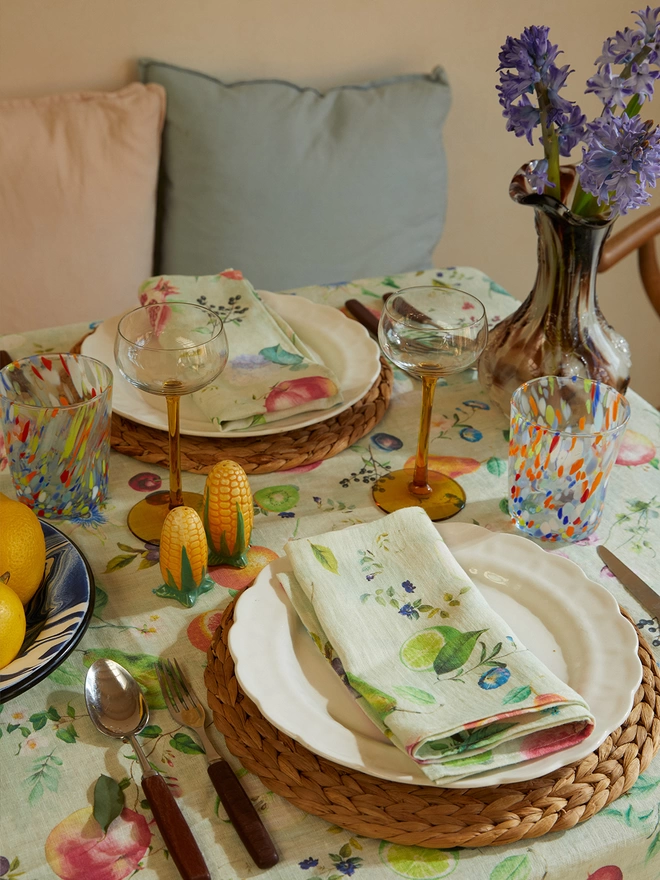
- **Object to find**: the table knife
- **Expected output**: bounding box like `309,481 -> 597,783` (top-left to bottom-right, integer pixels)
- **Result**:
597,545 -> 660,620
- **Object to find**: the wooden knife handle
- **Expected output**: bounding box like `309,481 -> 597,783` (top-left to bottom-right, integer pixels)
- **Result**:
345,299 -> 379,336
142,774 -> 211,880
207,760 -> 279,869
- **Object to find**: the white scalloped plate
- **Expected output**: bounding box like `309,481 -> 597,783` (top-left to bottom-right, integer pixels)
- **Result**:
228,523 -> 642,788
81,291 -> 380,437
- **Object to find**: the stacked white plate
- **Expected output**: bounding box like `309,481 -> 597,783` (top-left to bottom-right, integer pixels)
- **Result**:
228,523 -> 642,788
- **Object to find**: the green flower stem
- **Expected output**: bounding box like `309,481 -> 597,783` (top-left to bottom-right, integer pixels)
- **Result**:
536,84 -> 561,194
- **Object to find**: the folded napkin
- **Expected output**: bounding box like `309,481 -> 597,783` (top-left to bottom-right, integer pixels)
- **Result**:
138,271 -> 343,432
277,508 -> 594,783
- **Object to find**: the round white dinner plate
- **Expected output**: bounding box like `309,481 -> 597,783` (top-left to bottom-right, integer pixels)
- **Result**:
228,523 -> 642,788
81,291 -> 380,438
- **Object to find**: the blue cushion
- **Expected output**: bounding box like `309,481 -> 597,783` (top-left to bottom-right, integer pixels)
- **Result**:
140,60 -> 451,291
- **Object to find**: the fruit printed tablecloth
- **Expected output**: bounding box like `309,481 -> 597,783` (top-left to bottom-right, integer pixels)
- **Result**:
1,269 -> 660,880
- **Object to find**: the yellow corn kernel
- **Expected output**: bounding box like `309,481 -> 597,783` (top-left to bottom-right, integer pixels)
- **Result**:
155,506 -> 215,608
203,460 -> 253,567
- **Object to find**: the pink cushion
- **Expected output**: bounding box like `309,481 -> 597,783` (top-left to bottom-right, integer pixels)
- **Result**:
0,83 -> 166,333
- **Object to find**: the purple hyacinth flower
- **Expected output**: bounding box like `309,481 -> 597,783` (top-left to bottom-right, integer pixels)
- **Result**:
504,94 -> 541,144
635,5 -> 660,42
627,62 -> 660,103
525,159 -> 554,193
586,64 -> 635,107
578,111 -> 660,214
595,28 -> 645,68
556,105 -> 587,156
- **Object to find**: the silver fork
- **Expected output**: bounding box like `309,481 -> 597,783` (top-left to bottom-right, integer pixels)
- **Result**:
156,659 -> 279,870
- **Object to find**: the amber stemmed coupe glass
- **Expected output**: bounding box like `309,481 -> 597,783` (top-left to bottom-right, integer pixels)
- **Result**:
115,303 -> 228,542
372,286 -> 488,521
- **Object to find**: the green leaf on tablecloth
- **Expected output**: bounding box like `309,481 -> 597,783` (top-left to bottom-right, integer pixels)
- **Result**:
7,723 -> 19,733
47,706 -> 61,720
169,733 -> 204,755
118,777 -> 131,790
650,458 -> 659,469
93,586 -> 108,616
499,498 -> 510,515
42,766 -> 59,792
503,685 -> 532,705
502,429 -> 510,441
139,725 -> 162,739
138,556 -> 158,570
49,662 -> 83,686
28,781 -> 44,804
310,543 -> 339,574
66,704 -> 75,718
93,774 -> 124,833
118,543 -> 143,553
487,457 -> 507,477
20,726 -> 30,737
105,554 -> 137,573
393,686 -> 436,705
140,798 -> 151,810
339,843 -> 352,858
647,830 -> 660,862
490,853 -> 531,880
632,774 -> 660,794
56,724 -> 78,744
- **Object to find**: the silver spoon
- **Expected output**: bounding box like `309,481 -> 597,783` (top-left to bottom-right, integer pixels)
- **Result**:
85,659 -> 210,880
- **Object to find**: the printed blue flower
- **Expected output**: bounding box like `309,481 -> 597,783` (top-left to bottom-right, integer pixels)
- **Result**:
278,511 -> 296,518
399,603 -> 418,619
463,400 -> 490,410
299,857 -> 319,869
334,858 -> 362,876
460,427 -> 483,442
365,573 -> 375,581
478,667 -> 512,689
401,580 -> 416,593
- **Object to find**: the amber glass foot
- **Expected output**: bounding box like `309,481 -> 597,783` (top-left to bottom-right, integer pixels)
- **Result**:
371,468 -> 466,521
127,490 -> 205,543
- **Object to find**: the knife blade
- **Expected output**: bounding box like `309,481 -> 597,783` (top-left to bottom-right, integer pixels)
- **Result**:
597,545 -> 660,620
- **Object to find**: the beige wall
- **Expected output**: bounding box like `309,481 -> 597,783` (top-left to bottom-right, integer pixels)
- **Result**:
2,0 -> 658,402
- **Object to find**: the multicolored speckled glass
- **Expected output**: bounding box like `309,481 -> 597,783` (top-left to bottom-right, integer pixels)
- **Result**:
0,354 -> 113,520
509,376 -> 630,541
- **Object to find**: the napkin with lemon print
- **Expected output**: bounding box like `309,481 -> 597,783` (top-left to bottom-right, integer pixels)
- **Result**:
138,270 -> 343,432
277,507 -> 594,783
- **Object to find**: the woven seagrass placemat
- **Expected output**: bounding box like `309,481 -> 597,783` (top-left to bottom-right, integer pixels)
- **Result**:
204,595 -> 660,848
72,332 -> 392,474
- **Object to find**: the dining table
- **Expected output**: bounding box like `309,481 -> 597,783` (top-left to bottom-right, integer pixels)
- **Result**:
1,266 -> 660,880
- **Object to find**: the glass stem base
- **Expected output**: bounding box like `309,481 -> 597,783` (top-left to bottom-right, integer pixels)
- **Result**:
127,490 -> 205,544
371,468 -> 466,521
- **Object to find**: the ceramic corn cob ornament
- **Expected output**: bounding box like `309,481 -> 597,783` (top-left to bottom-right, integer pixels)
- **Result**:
154,506 -> 215,607
203,460 -> 253,567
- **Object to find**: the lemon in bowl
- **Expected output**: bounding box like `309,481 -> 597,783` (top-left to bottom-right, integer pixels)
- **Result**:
0,492 -> 47,605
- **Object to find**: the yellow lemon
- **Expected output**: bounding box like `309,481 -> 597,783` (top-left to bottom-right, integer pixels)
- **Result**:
0,582 -> 27,668
0,493 -> 47,604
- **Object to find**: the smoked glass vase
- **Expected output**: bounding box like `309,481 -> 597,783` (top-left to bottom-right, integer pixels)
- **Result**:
478,164 -> 631,413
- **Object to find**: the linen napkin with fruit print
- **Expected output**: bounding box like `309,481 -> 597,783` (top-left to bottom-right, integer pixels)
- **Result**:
138,270 -> 343,432
277,507 -> 594,783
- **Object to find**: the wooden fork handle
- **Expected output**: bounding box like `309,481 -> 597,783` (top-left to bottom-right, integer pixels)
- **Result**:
142,774 -> 211,880
207,759 -> 279,869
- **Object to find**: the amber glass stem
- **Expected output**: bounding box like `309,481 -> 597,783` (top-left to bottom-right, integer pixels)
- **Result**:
410,375 -> 437,497
166,395 -> 184,509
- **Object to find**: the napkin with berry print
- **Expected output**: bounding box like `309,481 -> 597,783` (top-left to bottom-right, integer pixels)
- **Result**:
137,270 -> 342,432
277,507 -> 594,783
